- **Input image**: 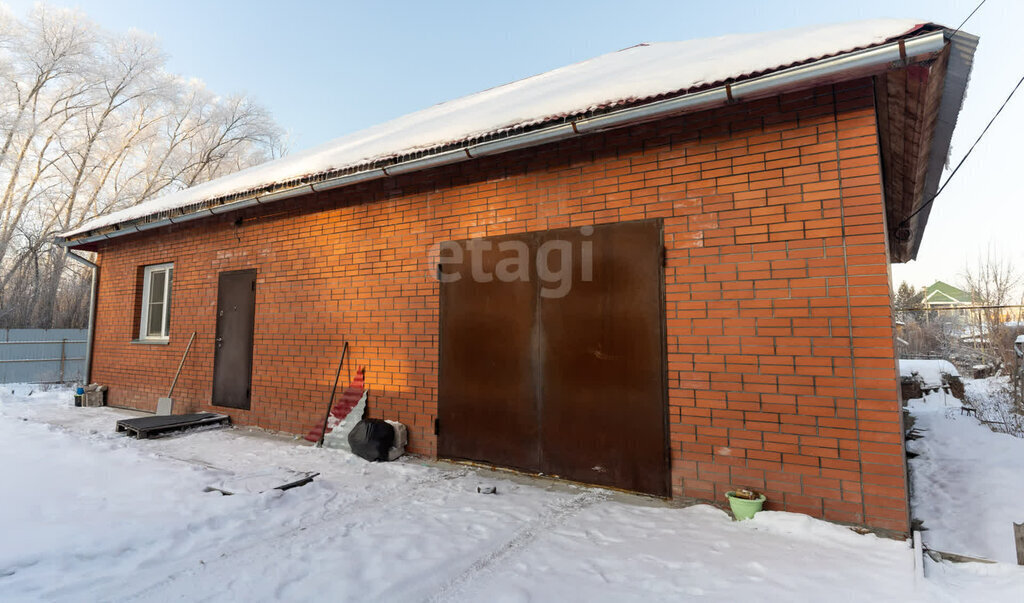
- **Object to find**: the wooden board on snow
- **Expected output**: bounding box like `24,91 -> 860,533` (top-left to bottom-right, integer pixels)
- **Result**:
204,470 -> 320,495
116,413 -> 230,439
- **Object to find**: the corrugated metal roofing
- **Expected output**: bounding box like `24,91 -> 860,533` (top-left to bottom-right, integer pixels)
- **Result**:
906,29 -> 979,258
926,280 -> 972,303
61,19 -> 937,242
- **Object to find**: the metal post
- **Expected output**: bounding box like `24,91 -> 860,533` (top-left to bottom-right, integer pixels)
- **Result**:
59,338 -> 66,383
66,251 -> 98,385
317,342 -> 349,448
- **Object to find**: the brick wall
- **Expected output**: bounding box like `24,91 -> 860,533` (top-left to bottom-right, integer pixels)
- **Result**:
89,77 -> 907,532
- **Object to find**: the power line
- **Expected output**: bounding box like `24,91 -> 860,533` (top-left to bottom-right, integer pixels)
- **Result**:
900,304 -> 1024,312
893,0 -> 1021,234
896,70 -> 1024,232
952,0 -> 986,37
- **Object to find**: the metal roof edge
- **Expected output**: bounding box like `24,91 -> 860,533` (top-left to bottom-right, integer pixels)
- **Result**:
907,29 -> 979,260
57,29 -> 948,248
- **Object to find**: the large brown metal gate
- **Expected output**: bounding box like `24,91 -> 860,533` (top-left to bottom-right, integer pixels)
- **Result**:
438,219 -> 668,496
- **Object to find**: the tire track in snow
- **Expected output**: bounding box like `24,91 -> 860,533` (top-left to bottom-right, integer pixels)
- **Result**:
7,409 -> 477,600
114,467 -> 471,602
427,488 -> 609,603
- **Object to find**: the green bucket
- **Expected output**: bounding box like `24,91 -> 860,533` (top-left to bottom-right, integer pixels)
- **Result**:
726,491 -> 766,520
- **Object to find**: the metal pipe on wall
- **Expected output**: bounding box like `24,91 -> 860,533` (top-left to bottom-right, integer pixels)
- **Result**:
66,250 -> 98,385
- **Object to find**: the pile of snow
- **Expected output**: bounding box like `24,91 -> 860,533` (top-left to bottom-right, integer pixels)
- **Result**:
906,388 -> 962,411
964,376 -> 1012,407
900,359 -> 960,389
63,19 -> 927,239
908,378 -> 1024,564
321,389 -> 367,450
2,387 -> 1022,600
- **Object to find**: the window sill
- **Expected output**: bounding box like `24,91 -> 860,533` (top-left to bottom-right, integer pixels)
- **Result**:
130,338 -> 170,345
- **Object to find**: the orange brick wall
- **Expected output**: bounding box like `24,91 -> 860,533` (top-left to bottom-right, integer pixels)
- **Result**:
89,77 -> 907,532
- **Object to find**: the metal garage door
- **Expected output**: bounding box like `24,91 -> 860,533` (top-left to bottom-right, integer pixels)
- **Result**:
438,219 -> 668,496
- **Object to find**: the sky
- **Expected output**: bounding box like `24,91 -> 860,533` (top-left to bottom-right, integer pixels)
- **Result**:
5,0 -> 1022,291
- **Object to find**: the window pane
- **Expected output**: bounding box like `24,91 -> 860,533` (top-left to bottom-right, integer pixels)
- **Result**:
149,270 -> 165,305
163,270 -> 172,336
140,265 -> 173,339
147,301 -> 164,336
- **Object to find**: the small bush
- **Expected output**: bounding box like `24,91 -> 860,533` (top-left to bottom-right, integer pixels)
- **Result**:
964,378 -> 1024,438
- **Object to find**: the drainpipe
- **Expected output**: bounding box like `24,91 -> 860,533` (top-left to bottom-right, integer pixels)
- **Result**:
66,250 -> 97,385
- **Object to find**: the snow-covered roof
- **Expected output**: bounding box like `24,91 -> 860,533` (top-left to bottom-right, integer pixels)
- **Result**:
61,19 -> 932,242
899,359 -> 960,389
924,281 -> 972,305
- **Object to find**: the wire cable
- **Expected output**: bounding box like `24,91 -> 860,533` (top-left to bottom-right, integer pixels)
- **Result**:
892,0 -> 996,236
952,0 -> 986,37
895,70 -> 1024,233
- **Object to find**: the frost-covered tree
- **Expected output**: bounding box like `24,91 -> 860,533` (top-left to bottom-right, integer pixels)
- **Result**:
893,280 -> 925,324
960,247 -> 1023,371
0,4 -> 284,327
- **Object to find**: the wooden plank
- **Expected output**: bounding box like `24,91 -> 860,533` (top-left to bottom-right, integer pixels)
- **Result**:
204,471 -> 320,495
894,48 -> 949,260
886,68 -> 909,255
927,548 -> 997,564
913,531 -> 924,583
115,413 -> 230,439
1015,523 -> 1024,565
143,415 -> 228,438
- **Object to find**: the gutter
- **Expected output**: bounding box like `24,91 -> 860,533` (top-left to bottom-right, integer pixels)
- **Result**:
65,250 -> 98,385
57,29 -> 949,248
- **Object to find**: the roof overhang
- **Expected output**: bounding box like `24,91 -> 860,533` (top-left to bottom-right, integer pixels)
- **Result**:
880,30 -> 978,262
59,26 -> 973,252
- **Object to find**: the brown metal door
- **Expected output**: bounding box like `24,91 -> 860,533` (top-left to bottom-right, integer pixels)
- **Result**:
438,220 -> 667,496
438,232 -> 541,470
212,269 -> 256,410
538,221 -> 668,495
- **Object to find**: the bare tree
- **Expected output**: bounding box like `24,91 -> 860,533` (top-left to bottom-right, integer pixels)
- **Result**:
0,4 -> 284,328
960,247 -> 1022,370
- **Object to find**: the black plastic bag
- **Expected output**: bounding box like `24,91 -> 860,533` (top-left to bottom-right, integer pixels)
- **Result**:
347,418 -> 395,462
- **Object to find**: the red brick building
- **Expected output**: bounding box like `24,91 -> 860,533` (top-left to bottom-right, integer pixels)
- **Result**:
60,21 -> 976,533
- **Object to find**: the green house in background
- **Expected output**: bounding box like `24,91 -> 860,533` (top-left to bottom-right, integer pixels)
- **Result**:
923,281 -> 972,309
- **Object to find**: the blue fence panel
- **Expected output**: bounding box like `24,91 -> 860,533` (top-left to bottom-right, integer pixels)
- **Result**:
0,328 -> 87,342
0,329 -> 88,384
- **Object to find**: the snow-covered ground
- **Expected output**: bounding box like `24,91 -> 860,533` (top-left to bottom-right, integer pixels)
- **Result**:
1,386 -> 1021,601
908,381 -> 1024,564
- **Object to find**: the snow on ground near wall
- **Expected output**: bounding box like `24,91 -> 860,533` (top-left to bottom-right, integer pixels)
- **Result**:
908,382 -> 1024,564
900,359 -> 961,389
907,389 -> 962,412
1,387 -> 1021,601
963,376 -> 1011,408
63,19 -> 925,238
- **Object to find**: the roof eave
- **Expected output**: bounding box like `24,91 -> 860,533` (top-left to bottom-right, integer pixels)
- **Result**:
900,29 -> 979,260
58,28 -> 950,249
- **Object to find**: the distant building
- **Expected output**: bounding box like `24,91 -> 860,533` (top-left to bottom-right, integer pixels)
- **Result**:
922,281 -> 972,310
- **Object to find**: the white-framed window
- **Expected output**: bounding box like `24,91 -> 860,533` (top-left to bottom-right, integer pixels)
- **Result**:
140,263 -> 173,340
